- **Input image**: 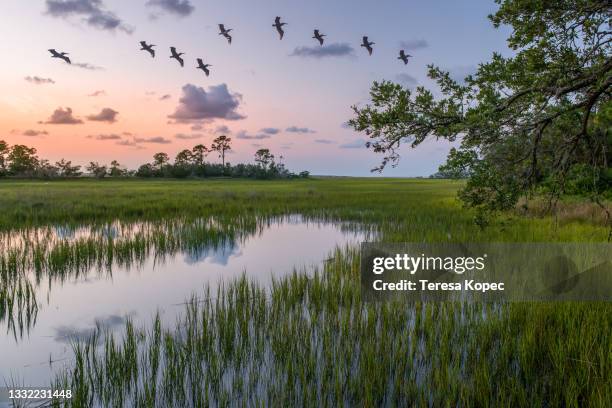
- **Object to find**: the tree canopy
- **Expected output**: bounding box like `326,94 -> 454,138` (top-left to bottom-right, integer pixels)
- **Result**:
350,0 -> 611,224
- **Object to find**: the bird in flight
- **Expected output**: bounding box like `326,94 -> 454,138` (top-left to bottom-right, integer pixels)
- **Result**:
273,16 -> 287,40
398,50 -> 412,65
361,36 -> 375,55
48,49 -> 70,64
313,29 -> 326,46
170,47 -> 184,67
196,58 -> 212,76
218,24 -> 232,44
140,41 -> 156,58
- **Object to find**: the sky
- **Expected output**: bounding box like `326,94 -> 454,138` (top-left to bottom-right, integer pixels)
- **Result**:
0,0 -> 512,176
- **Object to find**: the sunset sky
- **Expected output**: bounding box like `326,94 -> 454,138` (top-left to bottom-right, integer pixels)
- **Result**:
0,0 -> 511,176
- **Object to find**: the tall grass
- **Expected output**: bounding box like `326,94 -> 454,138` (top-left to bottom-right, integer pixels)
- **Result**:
50,249 -> 611,407
0,179 -> 609,405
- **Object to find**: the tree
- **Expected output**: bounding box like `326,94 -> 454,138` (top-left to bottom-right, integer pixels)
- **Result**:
192,144 -> 208,166
211,135 -> 232,167
37,160 -> 59,179
7,145 -> 39,176
136,163 -> 154,178
109,160 -> 125,177
254,148 -> 274,170
152,152 -> 170,172
86,161 -> 107,178
175,149 -> 194,166
349,0 -> 611,223
0,140 -> 8,176
56,159 -> 82,177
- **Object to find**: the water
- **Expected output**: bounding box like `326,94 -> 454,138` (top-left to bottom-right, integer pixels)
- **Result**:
0,216 -> 369,387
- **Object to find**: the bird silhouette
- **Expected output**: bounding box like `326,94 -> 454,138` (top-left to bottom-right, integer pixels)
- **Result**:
170,47 -> 184,67
218,24 -> 232,44
313,29 -> 326,46
196,58 -> 212,76
361,36 -> 374,55
398,49 -> 412,64
140,41 -> 156,58
273,16 -> 287,40
48,49 -> 70,64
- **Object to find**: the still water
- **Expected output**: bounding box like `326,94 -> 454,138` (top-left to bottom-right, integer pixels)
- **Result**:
0,216 -> 368,386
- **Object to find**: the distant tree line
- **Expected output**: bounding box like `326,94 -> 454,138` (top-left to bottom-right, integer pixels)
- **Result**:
0,136 -> 309,180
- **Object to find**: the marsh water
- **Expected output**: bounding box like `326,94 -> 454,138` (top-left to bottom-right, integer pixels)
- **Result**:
0,215 -> 369,386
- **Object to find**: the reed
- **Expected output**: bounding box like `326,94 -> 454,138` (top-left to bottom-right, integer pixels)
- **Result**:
0,179 -> 609,405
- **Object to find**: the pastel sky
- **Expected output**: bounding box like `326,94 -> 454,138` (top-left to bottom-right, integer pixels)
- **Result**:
0,0 -> 511,176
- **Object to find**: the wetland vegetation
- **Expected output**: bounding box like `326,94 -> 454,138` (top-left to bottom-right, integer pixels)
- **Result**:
0,178 -> 610,406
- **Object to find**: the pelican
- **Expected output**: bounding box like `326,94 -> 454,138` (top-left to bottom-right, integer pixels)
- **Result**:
140,41 -> 156,58
273,16 -> 287,40
170,47 -> 184,67
48,49 -> 70,64
218,24 -> 232,44
313,29 -> 326,46
196,58 -> 212,76
398,50 -> 412,64
361,36 -> 374,55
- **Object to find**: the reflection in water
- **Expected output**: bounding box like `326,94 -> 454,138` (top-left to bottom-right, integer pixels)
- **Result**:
53,314 -> 131,344
0,215 -> 371,386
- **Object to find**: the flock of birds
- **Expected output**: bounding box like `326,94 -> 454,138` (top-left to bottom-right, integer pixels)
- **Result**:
49,16 -> 413,77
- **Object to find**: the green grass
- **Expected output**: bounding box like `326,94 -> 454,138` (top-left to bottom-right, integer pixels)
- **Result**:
0,178 -> 610,406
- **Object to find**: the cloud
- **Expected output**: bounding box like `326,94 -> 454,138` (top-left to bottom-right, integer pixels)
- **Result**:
236,130 -> 270,140
399,39 -> 429,50
339,139 -> 367,149
286,126 -> 316,134
25,76 -> 55,85
260,127 -> 280,135
22,129 -> 49,137
87,107 -> 118,123
314,139 -> 335,144
88,90 -> 106,96
116,139 -> 142,148
146,0 -> 194,17
87,133 -> 121,140
44,107 -> 83,124
215,125 -> 231,134
134,136 -> 172,144
190,124 -> 203,131
174,133 -> 203,140
73,62 -> 104,70
159,94 -> 171,100
169,83 -> 245,123
45,0 -> 132,33
290,43 -> 355,58
145,91 -> 156,95
396,73 -> 418,87
53,314 -> 128,344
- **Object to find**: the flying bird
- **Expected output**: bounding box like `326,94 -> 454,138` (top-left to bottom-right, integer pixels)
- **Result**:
313,29 -> 326,46
273,16 -> 287,40
140,41 -> 156,58
48,49 -> 70,64
361,36 -> 374,55
196,58 -> 212,76
170,47 -> 184,67
398,50 -> 412,65
218,24 -> 232,44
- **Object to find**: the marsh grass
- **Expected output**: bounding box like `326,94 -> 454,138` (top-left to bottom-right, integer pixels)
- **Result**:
50,248 -> 611,407
0,179 -> 610,406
